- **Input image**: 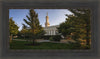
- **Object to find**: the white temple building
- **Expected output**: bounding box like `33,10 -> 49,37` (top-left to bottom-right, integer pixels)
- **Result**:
43,13 -> 59,35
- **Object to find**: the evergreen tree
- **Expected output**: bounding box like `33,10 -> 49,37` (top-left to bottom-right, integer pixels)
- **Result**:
58,9 -> 91,46
68,9 -> 91,45
58,15 -> 79,40
23,9 -> 45,45
9,17 -> 19,42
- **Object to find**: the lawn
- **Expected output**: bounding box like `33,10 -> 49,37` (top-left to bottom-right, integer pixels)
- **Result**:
10,40 -> 90,50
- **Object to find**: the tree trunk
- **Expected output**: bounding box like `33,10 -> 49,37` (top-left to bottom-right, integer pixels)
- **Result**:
33,39 -> 35,45
10,34 -> 13,42
32,25 -> 35,45
24,34 -> 26,41
31,33 -> 35,45
24,34 -> 25,40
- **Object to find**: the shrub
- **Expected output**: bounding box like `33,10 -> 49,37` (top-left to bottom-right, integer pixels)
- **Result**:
49,37 -> 53,41
85,45 -> 90,49
41,35 -> 51,40
53,35 -> 61,41
42,35 -> 62,41
80,45 -> 90,49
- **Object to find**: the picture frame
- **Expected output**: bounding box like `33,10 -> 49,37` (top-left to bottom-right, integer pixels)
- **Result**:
0,0 -> 99,59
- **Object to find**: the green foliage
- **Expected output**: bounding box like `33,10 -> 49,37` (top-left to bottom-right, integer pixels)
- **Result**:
9,17 -> 19,35
58,8 -> 91,45
42,35 -> 62,41
36,30 -> 45,39
19,24 -> 30,39
42,35 -> 50,40
68,9 -> 91,45
53,35 -> 61,41
49,37 -> 53,41
22,9 -> 45,43
16,31 -> 23,38
80,45 -> 90,49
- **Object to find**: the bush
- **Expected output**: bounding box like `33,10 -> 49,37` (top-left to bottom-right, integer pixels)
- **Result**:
85,45 -> 90,49
53,35 -> 61,41
41,35 -> 51,40
80,45 -> 90,49
49,37 -> 53,41
42,35 -> 62,41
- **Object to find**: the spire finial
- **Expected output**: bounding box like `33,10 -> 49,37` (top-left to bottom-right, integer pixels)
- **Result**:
47,12 -> 48,16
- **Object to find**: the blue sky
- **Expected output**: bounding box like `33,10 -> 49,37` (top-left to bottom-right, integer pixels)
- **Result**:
9,9 -> 73,31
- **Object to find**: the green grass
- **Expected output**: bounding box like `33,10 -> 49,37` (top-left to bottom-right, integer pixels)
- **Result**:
10,40 -> 90,50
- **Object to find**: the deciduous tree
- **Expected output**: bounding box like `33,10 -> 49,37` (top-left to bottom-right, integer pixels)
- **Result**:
9,17 -> 19,42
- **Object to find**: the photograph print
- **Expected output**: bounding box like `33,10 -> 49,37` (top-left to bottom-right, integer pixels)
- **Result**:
9,9 -> 91,50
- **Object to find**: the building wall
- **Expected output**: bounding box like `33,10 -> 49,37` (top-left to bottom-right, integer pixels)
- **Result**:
43,25 -> 59,35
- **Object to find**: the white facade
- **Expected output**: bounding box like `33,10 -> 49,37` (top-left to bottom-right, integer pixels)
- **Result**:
43,25 -> 59,35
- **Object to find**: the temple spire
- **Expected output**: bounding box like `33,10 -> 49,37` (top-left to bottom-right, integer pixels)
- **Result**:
45,12 -> 50,27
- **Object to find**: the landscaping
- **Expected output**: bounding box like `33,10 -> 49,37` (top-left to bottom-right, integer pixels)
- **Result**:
10,40 -> 90,50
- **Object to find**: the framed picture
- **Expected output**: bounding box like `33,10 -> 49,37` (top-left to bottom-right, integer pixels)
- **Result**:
0,0 -> 99,59
9,8 -> 91,50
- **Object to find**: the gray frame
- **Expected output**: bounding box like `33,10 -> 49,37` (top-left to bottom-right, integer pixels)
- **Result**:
0,0 -> 100,59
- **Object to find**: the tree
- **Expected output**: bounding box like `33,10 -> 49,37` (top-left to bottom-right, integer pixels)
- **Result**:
68,9 -> 91,45
58,9 -> 91,45
58,15 -> 79,40
23,9 -> 45,45
9,17 -> 19,42
20,24 -> 28,39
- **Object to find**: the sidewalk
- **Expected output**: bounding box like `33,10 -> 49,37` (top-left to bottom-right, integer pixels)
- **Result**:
13,39 -> 76,43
